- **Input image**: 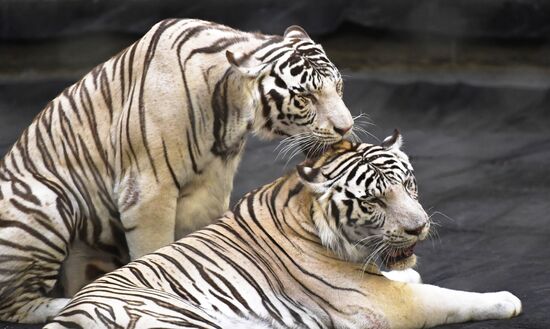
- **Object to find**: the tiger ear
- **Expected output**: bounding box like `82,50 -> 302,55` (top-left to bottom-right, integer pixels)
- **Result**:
226,50 -> 264,78
284,25 -> 311,40
381,129 -> 403,152
296,164 -> 327,194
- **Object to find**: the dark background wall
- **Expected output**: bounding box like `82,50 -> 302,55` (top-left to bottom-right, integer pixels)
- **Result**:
1,1 -> 549,328
2,0 -> 550,40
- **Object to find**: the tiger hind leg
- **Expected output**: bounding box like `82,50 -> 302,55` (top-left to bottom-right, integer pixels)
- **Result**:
0,181 -> 71,323
2,297 -> 69,323
0,236 -> 69,323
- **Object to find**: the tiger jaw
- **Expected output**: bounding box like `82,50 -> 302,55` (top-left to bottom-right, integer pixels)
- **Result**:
354,239 -> 419,271
383,244 -> 418,270
299,135 -> 344,158
379,225 -> 429,270
353,226 -> 429,271
387,254 -> 418,270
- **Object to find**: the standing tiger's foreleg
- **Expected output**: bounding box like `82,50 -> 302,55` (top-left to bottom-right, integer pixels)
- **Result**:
118,175 -> 180,259
174,158 -> 240,239
367,277 -> 522,329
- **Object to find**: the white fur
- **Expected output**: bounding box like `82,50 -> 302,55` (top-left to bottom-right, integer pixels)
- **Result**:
382,269 -> 422,284
406,284 -> 522,327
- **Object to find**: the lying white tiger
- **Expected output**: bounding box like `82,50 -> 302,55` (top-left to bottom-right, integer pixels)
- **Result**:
44,133 -> 522,329
0,19 -> 353,323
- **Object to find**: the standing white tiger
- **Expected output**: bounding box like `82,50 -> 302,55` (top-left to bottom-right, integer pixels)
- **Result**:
0,19 -> 353,323
44,135 -> 522,329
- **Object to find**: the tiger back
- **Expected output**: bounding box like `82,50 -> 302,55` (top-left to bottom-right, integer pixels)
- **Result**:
0,19 -> 353,323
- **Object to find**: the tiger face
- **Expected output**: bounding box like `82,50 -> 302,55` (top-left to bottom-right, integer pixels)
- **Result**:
297,131 -> 430,270
227,26 -> 353,149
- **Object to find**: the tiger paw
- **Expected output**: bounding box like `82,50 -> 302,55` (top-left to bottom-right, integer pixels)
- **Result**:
477,291 -> 522,320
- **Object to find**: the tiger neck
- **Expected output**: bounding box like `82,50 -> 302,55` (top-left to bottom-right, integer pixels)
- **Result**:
274,173 -> 370,265
268,173 -> 339,254
208,68 -> 258,160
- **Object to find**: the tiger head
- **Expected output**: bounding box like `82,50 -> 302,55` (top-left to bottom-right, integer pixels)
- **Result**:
226,25 -> 353,149
297,131 -> 430,270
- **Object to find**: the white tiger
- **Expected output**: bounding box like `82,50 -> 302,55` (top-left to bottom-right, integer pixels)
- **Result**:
45,134 -> 522,329
0,19 -> 353,323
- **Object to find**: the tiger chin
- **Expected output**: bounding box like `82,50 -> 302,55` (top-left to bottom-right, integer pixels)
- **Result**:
45,131 -> 522,329
0,19 -> 354,323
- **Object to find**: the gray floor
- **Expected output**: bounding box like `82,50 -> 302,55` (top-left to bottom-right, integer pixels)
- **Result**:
0,37 -> 549,327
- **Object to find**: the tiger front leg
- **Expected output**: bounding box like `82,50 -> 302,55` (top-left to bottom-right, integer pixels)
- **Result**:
174,157 -> 238,239
118,176 -> 179,260
370,278 -> 522,329
407,284 -> 521,328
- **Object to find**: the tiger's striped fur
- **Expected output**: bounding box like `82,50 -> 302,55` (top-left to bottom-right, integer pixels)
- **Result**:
0,19 -> 353,323
45,135 -> 522,329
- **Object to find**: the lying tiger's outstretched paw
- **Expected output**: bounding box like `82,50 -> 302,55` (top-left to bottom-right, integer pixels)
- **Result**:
474,291 -> 522,320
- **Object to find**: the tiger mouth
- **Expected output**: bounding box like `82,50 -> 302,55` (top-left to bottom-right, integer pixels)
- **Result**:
383,243 -> 416,266
301,143 -> 329,159
300,139 -> 342,159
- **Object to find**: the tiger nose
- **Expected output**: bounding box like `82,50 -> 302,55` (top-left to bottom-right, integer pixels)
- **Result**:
334,125 -> 352,136
405,223 -> 426,236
